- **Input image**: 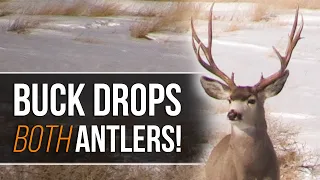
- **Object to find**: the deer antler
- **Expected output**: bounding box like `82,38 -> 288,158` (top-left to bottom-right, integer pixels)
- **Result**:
253,7 -> 304,92
191,3 -> 236,89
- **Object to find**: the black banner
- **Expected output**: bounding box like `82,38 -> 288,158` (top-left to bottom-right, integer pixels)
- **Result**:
0,73 -> 211,163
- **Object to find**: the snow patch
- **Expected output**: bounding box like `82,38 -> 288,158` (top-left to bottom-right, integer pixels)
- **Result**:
270,112 -> 317,120
55,23 -> 86,29
213,39 -> 269,51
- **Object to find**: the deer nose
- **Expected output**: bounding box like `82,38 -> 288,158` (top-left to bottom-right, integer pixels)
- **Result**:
227,109 -> 240,121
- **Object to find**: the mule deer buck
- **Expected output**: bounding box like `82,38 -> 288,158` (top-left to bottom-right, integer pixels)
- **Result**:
191,4 -> 304,180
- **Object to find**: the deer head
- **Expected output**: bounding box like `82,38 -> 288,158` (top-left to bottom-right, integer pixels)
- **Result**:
192,4 -> 304,129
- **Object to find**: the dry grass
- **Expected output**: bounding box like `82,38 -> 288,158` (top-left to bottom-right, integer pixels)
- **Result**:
259,0 -> 320,9
129,19 -> 156,39
165,3 -> 202,21
0,10 -> 11,17
6,16 -> 46,33
164,0 -> 320,9
267,116 -> 302,179
86,2 -> 122,17
270,0 -> 320,9
129,17 -> 189,39
130,3 -> 201,38
251,2 -> 270,22
0,165 -> 206,180
32,1 -> 87,16
225,21 -> 242,32
14,0 -> 122,17
0,0 -> 12,17
3,0 -> 320,19
268,115 -> 319,179
129,5 -> 161,17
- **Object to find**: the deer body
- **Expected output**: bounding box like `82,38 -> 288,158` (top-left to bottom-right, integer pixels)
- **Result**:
206,125 -> 279,180
205,87 -> 280,180
191,4 -> 303,180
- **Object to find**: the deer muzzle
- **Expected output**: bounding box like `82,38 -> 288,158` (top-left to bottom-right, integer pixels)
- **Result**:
227,109 -> 242,121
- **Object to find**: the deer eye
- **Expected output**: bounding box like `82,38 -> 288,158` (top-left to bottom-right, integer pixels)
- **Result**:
248,99 -> 256,104
228,99 -> 231,104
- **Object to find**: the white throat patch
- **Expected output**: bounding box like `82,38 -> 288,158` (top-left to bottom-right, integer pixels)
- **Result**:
231,121 -> 256,136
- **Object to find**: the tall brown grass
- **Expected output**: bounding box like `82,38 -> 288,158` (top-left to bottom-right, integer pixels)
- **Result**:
0,165 -> 206,180
225,21 -> 242,32
3,0 -> 320,19
11,0 -> 123,17
266,115 -> 315,179
153,0 -> 320,9
251,2 -> 270,22
130,3 -> 201,38
0,0 -> 11,16
7,16 -> 48,33
269,0 -> 320,9
31,1 -> 87,16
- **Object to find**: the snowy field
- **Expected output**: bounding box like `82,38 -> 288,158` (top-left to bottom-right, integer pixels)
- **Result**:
0,1 -> 320,179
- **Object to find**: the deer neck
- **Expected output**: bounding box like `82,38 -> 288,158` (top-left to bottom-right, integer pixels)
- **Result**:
229,110 -> 268,146
229,125 -> 270,163
229,118 -> 272,170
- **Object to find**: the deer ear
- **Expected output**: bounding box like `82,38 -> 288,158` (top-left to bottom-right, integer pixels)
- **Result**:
200,76 -> 231,100
260,71 -> 290,99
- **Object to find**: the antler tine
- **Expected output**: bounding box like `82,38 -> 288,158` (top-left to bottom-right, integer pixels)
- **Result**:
191,21 -> 216,75
191,18 -> 210,62
191,4 -> 215,65
191,3 -> 236,88
254,7 -> 304,91
272,7 -> 304,70
196,42 -> 216,74
207,3 -> 213,52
